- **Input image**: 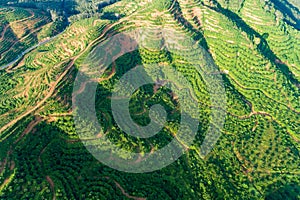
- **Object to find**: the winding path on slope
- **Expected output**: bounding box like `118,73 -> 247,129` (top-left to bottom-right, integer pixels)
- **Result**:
0,12 -> 137,135
0,24 -> 9,41
114,180 -> 146,200
14,115 -> 43,144
46,176 -> 56,200
0,0 -> 176,134
105,177 -> 146,200
0,31 -> 62,70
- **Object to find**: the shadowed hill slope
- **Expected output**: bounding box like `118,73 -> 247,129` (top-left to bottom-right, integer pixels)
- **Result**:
0,0 -> 299,199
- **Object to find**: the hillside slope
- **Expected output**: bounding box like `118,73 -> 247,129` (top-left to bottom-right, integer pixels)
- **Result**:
0,0 -> 299,199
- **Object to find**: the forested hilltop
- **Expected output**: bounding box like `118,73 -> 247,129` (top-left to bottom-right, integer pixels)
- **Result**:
0,0 -> 299,199
0,0 -> 119,17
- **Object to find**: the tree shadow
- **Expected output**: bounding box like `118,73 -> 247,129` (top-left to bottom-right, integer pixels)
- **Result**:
208,1 -> 300,90
266,183 -> 300,200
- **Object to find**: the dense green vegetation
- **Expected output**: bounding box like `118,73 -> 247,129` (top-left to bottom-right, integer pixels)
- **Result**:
0,6 -> 51,67
0,0 -> 299,199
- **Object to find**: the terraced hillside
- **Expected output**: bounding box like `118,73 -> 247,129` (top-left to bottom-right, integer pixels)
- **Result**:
0,6 -> 52,67
0,0 -> 299,199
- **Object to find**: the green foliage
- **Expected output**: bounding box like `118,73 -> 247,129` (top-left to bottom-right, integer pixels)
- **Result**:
0,0 -> 299,199
0,7 -> 51,67
38,17 -> 68,39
